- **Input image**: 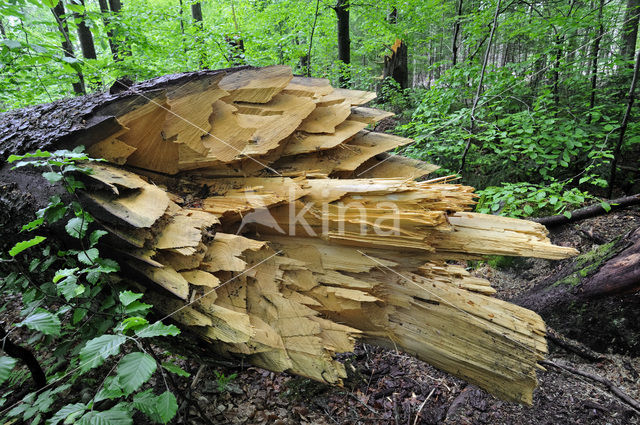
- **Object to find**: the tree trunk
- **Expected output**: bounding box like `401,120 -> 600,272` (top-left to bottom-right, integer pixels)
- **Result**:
75,0 -> 97,60
191,1 -> 203,25
0,18 -> 6,37
382,40 -> 409,90
608,46 -> 640,198
517,227 -> 640,355
98,0 -> 120,61
0,66 -> 581,406
51,1 -> 86,95
452,0 -> 463,67
588,0 -> 605,120
621,0 -> 640,66
335,0 -> 350,87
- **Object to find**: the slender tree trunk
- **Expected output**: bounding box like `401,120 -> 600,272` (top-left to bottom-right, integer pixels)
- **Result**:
98,0 -> 119,61
621,0 -> 640,66
335,0 -> 350,87
452,0 -> 463,67
588,0 -> 605,123
608,47 -> 640,198
306,0 -> 321,76
178,0 -> 186,53
459,0 -> 502,173
552,33 -> 564,107
0,18 -> 6,37
51,1 -> 86,95
74,0 -> 97,60
107,0 -> 129,58
190,1 -> 205,68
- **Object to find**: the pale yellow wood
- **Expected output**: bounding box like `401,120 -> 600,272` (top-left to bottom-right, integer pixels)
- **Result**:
86,137 -> 136,165
349,106 -> 394,124
88,183 -> 169,228
330,88 -> 377,105
282,120 -> 368,156
219,65 -> 292,103
282,76 -> 334,98
297,100 -> 351,134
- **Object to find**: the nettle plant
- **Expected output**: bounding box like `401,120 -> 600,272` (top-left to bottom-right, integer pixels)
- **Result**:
0,148 -> 183,424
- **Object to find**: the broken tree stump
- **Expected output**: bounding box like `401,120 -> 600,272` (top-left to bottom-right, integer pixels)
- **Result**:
0,65 -> 578,405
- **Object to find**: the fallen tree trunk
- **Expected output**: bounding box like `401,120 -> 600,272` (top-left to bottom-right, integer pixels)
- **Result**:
533,194 -> 640,227
0,66 -> 579,405
517,227 -> 640,354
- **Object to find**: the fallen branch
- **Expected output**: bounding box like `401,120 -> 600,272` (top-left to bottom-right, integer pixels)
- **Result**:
546,326 -> 605,362
533,194 -> 640,227
541,360 -> 640,413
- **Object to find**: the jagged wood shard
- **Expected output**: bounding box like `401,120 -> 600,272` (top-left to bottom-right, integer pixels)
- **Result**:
3,66 -> 581,406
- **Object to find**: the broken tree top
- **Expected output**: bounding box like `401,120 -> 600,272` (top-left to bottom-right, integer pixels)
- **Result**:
0,65 -> 577,405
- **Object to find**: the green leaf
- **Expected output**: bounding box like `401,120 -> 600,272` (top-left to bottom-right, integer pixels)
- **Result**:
53,268 -> 78,284
77,405 -> 132,425
563,211 -> 572,219
600,201 -> 611,212
42,0 -> 60,8
89,230 -> 108,247
116,352 -> 157,395
119,291 -> 144,307
42,172 -> 63,184
135,322 -> 180,338
79,334 -> 127,372
58,275 -> 84,301
119,317 -> 149,333
523,205 -> 534,215
162,362 -> 190,377
133,391 -> 178,424
0,357 -> 18,386
65,217 -> 89,239
1,39 -> 22,50
18,310 -> 61,336
125,301 -> 153,314
7,150 -> 51,163
78,248 -> 99,265
9,236 -> 46,257
93,376 -> 124,403
46,403 -> 86,425
22,217 -> 45,232
72,306 -> 88,324
549,196 -> 559,205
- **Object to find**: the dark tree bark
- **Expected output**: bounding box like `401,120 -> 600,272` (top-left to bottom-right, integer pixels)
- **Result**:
178,0 -> 186,53
98,0 -> 120,61
75,0 -> 97,60
382,40 -> 409,90
334,0 -> 350,87
452,0 -> 463,67
0,18 -> 6,37
305,0 -> 321,76
608,47 -> 640,197
51,1 -> 86,95
621,0 -> 640,66
191,1 -> 203,25
534,194 -> 640,227
387,7 -> 397,24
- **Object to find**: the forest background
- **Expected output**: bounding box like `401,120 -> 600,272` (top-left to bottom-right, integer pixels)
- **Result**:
2,0 -> 640,217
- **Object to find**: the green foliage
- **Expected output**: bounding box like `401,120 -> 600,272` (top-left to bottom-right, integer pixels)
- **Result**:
1,150 -> 181,425
213,370 -> 238,392
475,181 -> 596,218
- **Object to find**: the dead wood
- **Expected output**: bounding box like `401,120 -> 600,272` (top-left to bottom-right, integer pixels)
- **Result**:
533,194 -> 640,227
0,66 -> 582,405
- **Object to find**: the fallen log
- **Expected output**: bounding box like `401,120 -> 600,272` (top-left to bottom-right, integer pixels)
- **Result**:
533,194 -> 640,227
0,66 -> 578,405
517,227 -> 640,355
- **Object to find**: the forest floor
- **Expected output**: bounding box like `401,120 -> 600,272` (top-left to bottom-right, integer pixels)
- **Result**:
176,207 -> 640,425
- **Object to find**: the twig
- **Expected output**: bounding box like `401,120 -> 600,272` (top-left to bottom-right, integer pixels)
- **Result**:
542,360 -> 640,413
413,388 -> 435,425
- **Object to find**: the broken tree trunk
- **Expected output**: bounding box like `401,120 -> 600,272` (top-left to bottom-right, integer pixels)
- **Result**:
517,227 -> 640,355
0,66 -> 578,405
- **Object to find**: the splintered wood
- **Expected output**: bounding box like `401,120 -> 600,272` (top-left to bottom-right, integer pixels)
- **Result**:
81,66 -> 578,405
